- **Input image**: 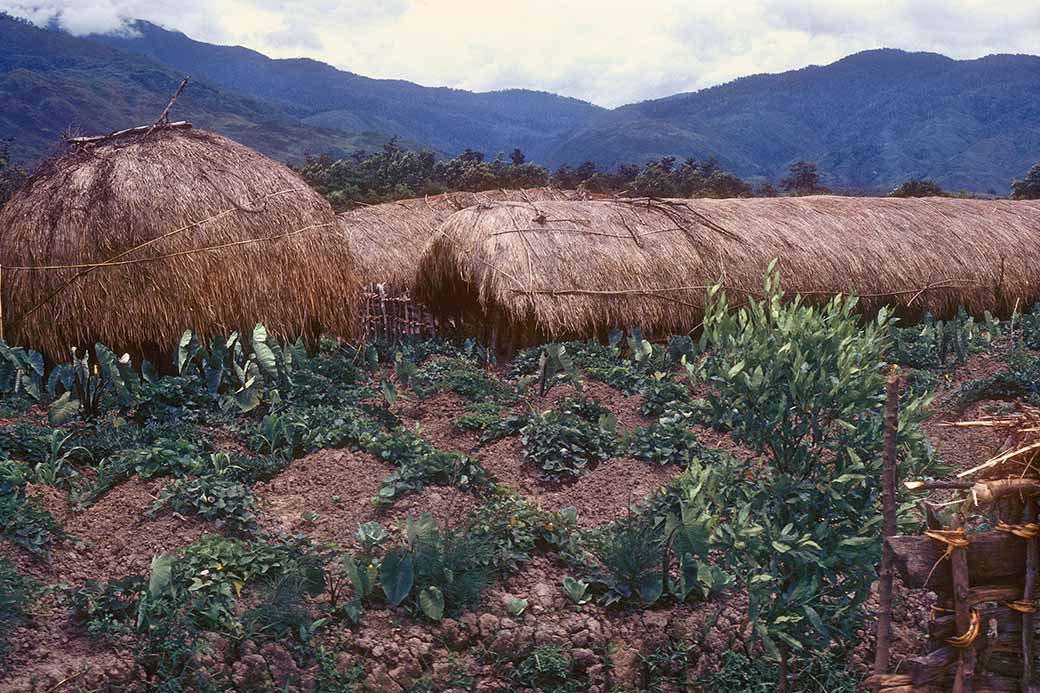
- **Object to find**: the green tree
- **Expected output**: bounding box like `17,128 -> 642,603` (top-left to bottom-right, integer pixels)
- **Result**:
889,179 -> 945,197
509,148 -> 526,166
1012,163 -> 1040,200
696,267 -> 933,691
780,161 -> 825,195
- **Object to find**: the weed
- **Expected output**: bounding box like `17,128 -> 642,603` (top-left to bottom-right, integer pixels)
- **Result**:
513,646 -> 583,692
452,402 -> 503,433
465,492 -> 582,572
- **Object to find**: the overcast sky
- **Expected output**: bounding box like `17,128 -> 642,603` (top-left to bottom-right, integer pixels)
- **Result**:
5,0 -> 1039,107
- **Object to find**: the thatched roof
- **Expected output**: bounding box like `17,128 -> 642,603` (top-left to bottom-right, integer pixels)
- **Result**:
414,196 -> 1040,344
0,126 -> 359,359
337,188 -> 584,292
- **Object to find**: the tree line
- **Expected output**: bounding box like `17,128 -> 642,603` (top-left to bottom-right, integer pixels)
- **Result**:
297,139 -> 1040,211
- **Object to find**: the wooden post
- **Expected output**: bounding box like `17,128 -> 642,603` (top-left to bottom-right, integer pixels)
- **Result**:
1023,497 -> 1038,692
951,521 -> 976,693
874,367 -> 901,683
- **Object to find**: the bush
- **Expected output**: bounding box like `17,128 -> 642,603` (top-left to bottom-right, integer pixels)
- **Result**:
378,514 -> 493,619
465,493 -> 583,572
0,472 -> 64,553
697,267 -> 935,674
150,474 -> 258,533
627,422 -> 719,466
367,429 -> 492,505
70,575 -> 144,639
520,397 -> 617,479
451,402 -> 502,433
640,377 -> 691,416
955,349 -> 1040,405
512,646 -> 582,693
411,357 -> 512,402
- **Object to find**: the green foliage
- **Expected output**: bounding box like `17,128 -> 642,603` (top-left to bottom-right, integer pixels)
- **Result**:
1022,304 -> 1040,350
889,310 -> 1002,369
0,470 -> 64,553
0,341 -> 44,402
70,575 -> 144,639
378,514 -> 493,619
697,267 -> 934,659
889,179 -> 946,197
452,402 -> 503,433
0,558 -> 32,661
698,650 -> 858,692
513,646 -> 584,693
247,405 -> 380,459
515,343 -> 583,396
1012,162 -> 1040,200
368,429 -> 492,505
955,349 -> 1040,405
411,357 -> 513,402
150,474 -> 258,533
639,376 -> 693,416
79,438 -> 208,506
520,398 -> 617,479
626,422 -> 719,466
465,493 -> 582,572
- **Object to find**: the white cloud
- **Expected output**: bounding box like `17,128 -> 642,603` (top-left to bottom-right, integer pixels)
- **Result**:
2,0 -> 1039,106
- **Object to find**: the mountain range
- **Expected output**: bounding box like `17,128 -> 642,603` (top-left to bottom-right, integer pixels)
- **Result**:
2,12 -> 1039,193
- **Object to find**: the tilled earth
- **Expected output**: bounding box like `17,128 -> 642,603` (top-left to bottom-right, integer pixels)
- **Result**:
0,347 -> 1021,692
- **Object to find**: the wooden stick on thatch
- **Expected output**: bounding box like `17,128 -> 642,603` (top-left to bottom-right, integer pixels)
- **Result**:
875,368 -> 901,686
146,77 -> 189,135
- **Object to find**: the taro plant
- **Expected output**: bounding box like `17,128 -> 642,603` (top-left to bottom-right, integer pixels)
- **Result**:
697,265 -> 935,690
378,514 -> 493,620
47,344 -> 141,423
176,324 -> 307,413
0,341 -> 44,402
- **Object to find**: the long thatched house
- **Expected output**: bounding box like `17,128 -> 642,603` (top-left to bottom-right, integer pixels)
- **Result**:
414,196 -> 1040,348
0,125 -> 359,359
337,188 -> 584,293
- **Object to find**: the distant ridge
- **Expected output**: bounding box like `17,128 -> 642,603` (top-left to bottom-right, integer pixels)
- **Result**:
3,13 -> 1040,192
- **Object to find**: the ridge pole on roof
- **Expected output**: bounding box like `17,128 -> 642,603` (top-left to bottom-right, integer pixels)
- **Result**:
145,77 -> 190,137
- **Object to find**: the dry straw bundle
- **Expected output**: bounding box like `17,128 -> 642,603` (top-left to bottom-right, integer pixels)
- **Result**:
337,188 -> 584,292
415,196 -> 1040,346
0,126 -> 359,359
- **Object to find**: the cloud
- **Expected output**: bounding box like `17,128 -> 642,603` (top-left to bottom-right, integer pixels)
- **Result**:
2,0 -> 1039,106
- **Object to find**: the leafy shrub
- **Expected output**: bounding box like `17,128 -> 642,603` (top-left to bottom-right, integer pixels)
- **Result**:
0,423 -> 60,464
451,402 -> 502,433
627,422 -> 719,466
697,268 -> 935,666
368,429 -> 492,505
1022,304 -> 1040,350
379,514 -> 493,620
639,377 -> 692,416
955,349 -> 1040,405
411,357 -> 512,402
150,475 -> 258,533
465,493 -> 583,572
520,398 -> 617,479
248,405 -> 380,459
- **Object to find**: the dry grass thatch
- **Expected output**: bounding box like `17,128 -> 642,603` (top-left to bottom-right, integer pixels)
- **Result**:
0,126 -> 359,359
337,188 -> 584,292
414,196 -> 1040,345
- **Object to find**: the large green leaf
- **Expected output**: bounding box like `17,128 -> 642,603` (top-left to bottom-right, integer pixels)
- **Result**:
380,551 -> 414,606
418,585 -> 444,621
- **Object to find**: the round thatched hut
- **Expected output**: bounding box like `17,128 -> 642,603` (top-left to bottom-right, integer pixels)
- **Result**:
414,196 -> 1040,348
337,188 -> 584,293
0,126 -> 359,360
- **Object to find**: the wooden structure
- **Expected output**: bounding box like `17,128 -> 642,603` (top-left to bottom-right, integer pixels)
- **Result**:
360,283 -> 437,344
871,405 -> 1040,692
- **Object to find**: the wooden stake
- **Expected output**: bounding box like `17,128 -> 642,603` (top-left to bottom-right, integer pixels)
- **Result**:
875,367 -> 901,684
951,518 -> 976,693
1022,497 -> 1038,692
